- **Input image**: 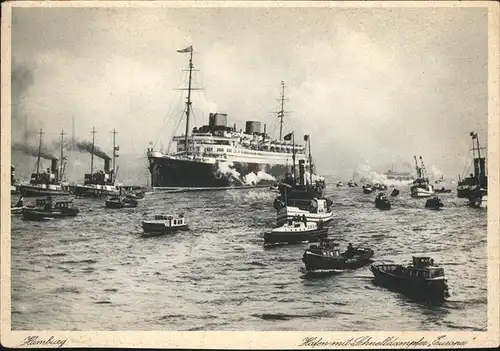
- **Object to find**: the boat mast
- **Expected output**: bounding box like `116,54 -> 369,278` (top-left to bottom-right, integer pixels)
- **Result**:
278,81 -> 286,140
90,126 -> 96,178
308,137 -> 313,185
419,156 -> 427,179
182,47 -> 194,155
292,132 -> 296,181
59,130 -> 65,182
112,129 -> 118,183
413,156 -> 420,178
36,129 -> 44,177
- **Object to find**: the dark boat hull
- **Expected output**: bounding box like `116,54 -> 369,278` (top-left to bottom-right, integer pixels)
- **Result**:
370,265 -> 449,302
142,223 -> 189,236
264,228 -> 329,245
148,156 -> 289,189
303,249 -> 374,272
363,188 -> 372,194
19,185 -> 70,197
22,208 -> 79,221
73,185 -> 119,198
105,200 -> 138,209
375,199 -> 391,210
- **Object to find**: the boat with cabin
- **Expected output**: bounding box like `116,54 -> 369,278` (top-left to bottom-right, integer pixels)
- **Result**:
362,184 -> 373,194
22,197 -> 79,221
142,214 -> 189,235
302,239 -> 374,272
425,196 -> 444,210
347,180 -> 357,187
410,156 -> 435,198
73,127 -> 120,198
374,193 -> 391,210
264,218 -> 329,245
370,256 -> 450,302
18,129 -> 70,197
105,194 -> 139,209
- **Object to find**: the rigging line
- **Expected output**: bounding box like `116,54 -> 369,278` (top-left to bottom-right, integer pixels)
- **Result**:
154,91 -> 185,150
167,105 -> 188,153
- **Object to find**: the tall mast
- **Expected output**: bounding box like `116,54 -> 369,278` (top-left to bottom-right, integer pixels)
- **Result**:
419,156 -> 426,179
59,130 -> 65,182
24,115 -> 28,144
112,129 -> 118,183
413,156 -> 419,178
184,49 -> 194,155
292,132 -> 296,181
278,81 -> 286,140
308,137 -> 313,186
90,126 -> 96,177
36,129 -> 44,176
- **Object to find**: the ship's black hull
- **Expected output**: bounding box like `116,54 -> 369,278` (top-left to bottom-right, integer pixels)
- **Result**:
149,156 -> 289,189
302,249 -> 374,272
19,185 -> 70,198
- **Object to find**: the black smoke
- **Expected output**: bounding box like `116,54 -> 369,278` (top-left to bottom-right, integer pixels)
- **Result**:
12,143 -> 57,160
65,140 -> 111,160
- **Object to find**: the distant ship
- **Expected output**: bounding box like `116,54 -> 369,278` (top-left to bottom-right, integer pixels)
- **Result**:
383,165 -> 415,182
18,129 -> 70,197
147,46 -> 309,190
73,127 -> 120,197
457,132 -> 487,199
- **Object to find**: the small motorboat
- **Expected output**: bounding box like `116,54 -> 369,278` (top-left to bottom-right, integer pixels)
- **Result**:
264,219 -> 329,246
390,189 -> 400,197
434,187 -> 451,194
370,256 -> 450,302
22,197 -> 79,221
372,183 -> 387,191
425,196 -> 444,210
362,184 -> 373,194
374,193 -> 391,210
302,239 -> 374,272
142,214 -> 189,236
105,195 -> 139,209
347,180 -> 357,187
336,181 -> 344,187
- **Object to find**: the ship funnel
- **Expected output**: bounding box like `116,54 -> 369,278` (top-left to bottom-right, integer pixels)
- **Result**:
51,159 -> 58,173
299,160 -> 305,186
245,121 -> 261,134
104,158 -> 110,174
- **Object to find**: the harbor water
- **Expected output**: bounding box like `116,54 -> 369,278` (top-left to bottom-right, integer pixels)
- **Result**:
11,184 -> 487,331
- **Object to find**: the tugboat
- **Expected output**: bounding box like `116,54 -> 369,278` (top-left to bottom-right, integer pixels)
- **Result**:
336,181 -> 344,187
142,214 -> 189,236
370,256 -> 450,302
273,137 -> 333,226
347,180 -> 357,187
362,184 -> 373,194
22,197 -> 79,221
264,217 -> 329,246
410,156 -> 434,198
302,239 -> 374,272
374,193 -> 391,210
425,196 -> 444,210
18,129 -> 70,197
73,127 -> 120,198
457,132 -> 487,199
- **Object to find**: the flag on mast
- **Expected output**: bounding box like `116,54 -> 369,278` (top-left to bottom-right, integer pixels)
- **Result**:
177,46 -> 193,53
304,135 -> 309,142
284,132 -> 293,141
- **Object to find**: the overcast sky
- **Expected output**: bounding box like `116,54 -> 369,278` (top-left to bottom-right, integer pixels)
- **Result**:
11,5 -> 488,181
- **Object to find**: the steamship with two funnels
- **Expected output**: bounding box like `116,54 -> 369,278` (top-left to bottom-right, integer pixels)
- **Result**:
147,46 -> 312,190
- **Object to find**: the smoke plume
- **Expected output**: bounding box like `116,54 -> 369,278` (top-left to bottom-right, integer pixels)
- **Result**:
12,143 -> 57,160
66,140 -> 111,160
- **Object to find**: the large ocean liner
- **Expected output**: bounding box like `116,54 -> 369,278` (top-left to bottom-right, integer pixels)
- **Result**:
147,46 -> 310,190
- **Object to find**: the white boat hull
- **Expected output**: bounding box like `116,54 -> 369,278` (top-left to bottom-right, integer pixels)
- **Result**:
277,206 -> 334,226
410,187 -> 435,198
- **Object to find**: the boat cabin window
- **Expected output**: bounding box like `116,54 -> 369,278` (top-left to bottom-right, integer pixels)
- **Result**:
430,269 -> 444,278
294,223 -> 301,228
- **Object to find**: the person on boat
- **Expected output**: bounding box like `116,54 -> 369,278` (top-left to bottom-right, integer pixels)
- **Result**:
318,219 -> 323,229
346,243 -> 355,258
302,215 -> 307,224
